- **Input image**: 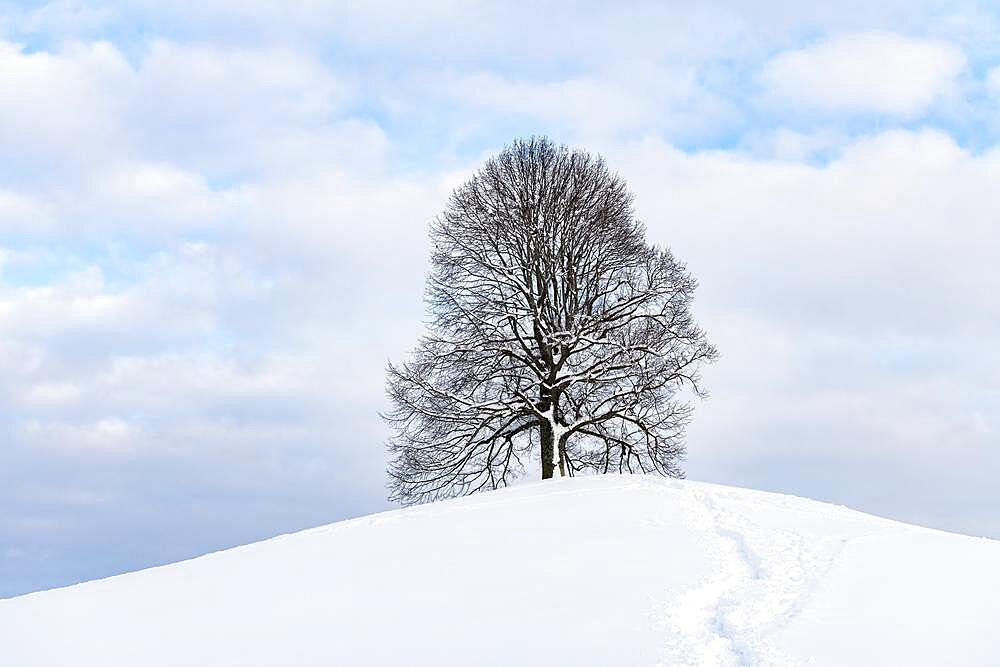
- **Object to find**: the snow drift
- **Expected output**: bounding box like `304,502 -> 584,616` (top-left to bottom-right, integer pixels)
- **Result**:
2,475 -> 999,666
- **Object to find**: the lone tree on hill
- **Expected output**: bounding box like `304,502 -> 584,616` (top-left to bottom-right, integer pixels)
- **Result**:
384,137 -> 717,505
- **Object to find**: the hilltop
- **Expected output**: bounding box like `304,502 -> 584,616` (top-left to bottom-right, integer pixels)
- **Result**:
2,475 -> 998,666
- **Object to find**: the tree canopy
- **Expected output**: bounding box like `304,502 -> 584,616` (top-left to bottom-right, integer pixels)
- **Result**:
385,137 -> 717,505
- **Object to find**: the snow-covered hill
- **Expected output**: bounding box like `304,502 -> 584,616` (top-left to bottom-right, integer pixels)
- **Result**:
2,476 -> 999,666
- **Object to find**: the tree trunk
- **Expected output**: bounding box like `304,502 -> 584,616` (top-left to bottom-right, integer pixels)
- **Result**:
540,421 -> 555,479
557,435 -> 567,477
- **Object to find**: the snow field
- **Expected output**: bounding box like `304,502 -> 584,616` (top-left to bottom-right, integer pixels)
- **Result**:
2,475 -> 998,666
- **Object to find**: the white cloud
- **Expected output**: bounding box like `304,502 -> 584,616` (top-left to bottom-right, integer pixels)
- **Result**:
16,1 -> 115,36
429,63 -> 737,140
0,40 -> 130,169
987,65 -> 1000,96
130,40 -> 359,173
21,382 -> 82,406
760,32 -> 966,116
603,130 -> 1000,516
0,190 -> 49,231
0,39 -> 364,181
740,128 -> 849,162
0,267 -> 132,337
22,417 -> 139,451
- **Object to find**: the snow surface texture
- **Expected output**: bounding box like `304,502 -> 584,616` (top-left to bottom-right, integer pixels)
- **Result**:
2,475 -> 999,666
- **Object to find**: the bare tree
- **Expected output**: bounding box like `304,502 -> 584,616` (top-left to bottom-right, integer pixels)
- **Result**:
385,137 -> 717,505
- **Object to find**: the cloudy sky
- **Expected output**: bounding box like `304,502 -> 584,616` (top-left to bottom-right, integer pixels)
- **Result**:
2,0 -> 1000,597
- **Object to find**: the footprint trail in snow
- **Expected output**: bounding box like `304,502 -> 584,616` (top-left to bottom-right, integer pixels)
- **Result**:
654,486 -> 845,666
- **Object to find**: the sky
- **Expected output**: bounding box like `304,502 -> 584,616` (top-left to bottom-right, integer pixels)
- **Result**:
1,0 -> 1000,597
